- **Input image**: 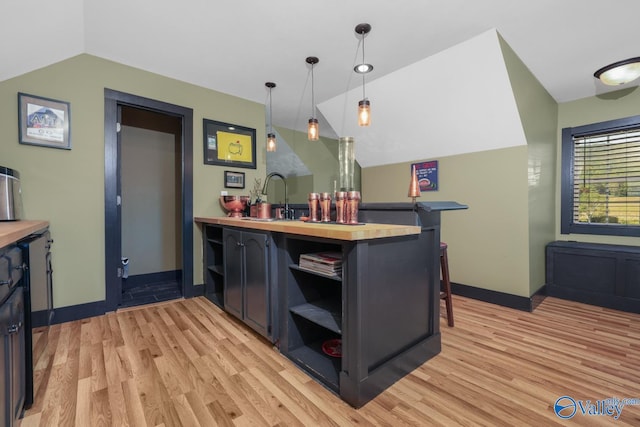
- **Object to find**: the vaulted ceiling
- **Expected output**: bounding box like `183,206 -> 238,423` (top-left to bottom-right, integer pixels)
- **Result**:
3,0 -> 640,167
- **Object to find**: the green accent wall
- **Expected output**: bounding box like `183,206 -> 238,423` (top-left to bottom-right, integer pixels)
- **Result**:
362,147 -> 531,297
1,54 -> 266,308
499,34 -> 558,295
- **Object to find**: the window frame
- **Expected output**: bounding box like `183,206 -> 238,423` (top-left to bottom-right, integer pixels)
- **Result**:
561,114 -> 640,237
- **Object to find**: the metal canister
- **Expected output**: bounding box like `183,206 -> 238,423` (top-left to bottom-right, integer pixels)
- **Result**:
307,192 -> 320,222
346,191 -> 360,224
334,191 -> 347,224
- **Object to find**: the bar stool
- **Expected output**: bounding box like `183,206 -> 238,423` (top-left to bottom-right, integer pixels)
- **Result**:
440,242 -> 454,327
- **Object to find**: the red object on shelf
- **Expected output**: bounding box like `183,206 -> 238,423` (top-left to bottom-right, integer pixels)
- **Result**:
322,339 -> 342,357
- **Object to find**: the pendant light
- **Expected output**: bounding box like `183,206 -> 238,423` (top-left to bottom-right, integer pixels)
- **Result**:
594,57 -> 640,85
265,82 -> 277,152
306,56 -> 320,141
354,23 -> 373,127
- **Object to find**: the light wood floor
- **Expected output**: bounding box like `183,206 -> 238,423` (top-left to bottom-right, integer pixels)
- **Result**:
20,295 -> 640,426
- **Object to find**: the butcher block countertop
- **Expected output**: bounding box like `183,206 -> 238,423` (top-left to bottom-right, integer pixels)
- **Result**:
194,216 -> 420,241
0,220 -> 49,248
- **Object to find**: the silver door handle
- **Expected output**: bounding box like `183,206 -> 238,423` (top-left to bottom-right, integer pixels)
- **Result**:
7,322 -> 21,334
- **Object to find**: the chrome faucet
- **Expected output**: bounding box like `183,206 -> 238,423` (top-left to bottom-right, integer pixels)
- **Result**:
262,172 -> 292,219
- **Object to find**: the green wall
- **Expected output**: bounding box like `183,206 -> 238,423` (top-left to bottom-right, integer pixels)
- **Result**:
499,35 -> 558,295
1,54 -> 266,308
362,146 -> 532,297
557,86 -> 640,247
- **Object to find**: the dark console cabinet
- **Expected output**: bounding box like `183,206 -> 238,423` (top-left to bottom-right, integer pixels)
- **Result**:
196,201 -> 466,408
546,240 -> 640,313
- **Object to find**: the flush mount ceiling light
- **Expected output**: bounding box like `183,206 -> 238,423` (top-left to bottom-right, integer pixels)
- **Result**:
265,82 -> 276,152
306,56 -> 320,141
594,57 -> 640,86
354,23 -> 372,127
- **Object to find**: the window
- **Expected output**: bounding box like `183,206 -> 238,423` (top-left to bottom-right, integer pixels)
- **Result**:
561,115 -> 640,237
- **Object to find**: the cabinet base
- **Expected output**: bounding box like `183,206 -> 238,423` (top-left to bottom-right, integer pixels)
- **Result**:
340,333 -> 441,408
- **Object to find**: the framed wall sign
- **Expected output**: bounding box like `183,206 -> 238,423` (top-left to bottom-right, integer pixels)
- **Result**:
203,119 -> 256,169
224,170 -> 245,189
18,92 -> 71,150
411,160 -> 438,191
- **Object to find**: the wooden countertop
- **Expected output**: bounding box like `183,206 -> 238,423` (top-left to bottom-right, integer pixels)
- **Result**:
0,220 -> 49,248
195,216 -> 420,241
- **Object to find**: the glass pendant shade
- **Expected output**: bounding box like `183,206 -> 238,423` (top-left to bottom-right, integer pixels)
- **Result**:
265,81 -> 277,151
308,118 -> 319,141
594,58 -> 640,85
358,99 -> 371,126
267,132 -> 276,152
306,56 -> 320,141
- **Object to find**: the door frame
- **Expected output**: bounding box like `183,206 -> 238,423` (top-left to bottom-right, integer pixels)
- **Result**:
104,88 -> 194,312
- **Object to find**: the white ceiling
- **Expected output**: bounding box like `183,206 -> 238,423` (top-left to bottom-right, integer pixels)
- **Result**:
3,0 -> 640,156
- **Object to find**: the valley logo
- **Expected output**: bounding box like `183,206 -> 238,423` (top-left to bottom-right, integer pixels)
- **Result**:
554,395 -> 640,420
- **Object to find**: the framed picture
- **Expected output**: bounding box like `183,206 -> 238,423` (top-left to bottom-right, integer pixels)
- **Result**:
203,119 -> 256,169
224,170 -> 245,189
18,92 -> 71,150
411,160 -> 439,191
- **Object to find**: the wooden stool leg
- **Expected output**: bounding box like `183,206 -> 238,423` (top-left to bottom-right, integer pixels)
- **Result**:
440,246 -> 454,327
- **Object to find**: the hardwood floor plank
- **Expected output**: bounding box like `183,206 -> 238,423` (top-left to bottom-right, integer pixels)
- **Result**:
21,295 -> 640,426
122,378 -> 148,427
75,377 -> 92,427
184,390 -> 221,426
90,387 -> 112,427
199,353 -> 273,426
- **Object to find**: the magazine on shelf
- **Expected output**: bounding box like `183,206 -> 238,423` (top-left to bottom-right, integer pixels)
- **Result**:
299,252 -> 342,265
299,252 -> 342,276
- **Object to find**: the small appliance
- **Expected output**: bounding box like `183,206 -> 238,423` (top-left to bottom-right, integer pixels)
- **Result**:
0,167 -> 23,221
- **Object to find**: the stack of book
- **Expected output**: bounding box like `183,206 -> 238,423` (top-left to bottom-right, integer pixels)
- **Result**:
299,252 -> 342,277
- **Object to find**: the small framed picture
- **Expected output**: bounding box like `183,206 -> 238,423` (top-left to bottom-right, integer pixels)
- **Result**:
411,160 -> 439,191
224,170 -> 245,189
18,92 -> 71,150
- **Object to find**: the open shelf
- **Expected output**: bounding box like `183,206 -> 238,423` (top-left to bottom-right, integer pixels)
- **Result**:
288,339 -> 341,392
205,291 -> 224,308
204,224 -> 225,310
289,264 -> 342,282
290,299 -> 341,334
207,264 -> 224,276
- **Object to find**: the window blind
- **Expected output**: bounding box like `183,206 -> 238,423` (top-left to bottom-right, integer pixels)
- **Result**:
573,128 -> 640,225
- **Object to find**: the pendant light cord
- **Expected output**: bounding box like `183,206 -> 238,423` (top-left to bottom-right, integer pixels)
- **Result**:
269,87 -> 273,132
311,63 -> 316,117
361,33 -> 366,99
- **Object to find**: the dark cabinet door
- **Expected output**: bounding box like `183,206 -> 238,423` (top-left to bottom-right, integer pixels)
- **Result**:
222,228 -> 271,339
223,229 -> 243,320
0,295 -> 10,427
243,231 -> 269,337
0,287 -> 25,427
9,288 -> 24,425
